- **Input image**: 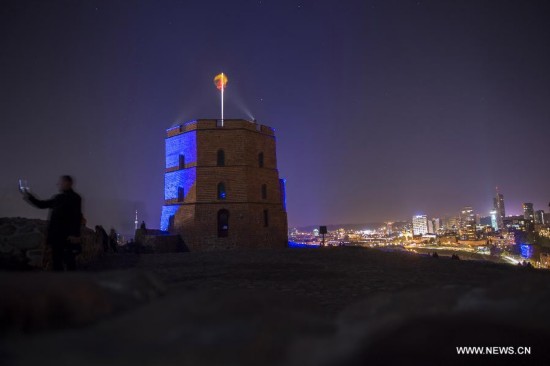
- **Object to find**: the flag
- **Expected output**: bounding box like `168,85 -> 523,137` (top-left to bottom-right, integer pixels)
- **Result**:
213,73 -> 228,90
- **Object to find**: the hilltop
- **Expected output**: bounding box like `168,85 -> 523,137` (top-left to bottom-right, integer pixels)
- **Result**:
2,247 -> 550,365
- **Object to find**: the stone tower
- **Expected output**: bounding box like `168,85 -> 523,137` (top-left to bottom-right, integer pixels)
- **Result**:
160,119 -> 288,251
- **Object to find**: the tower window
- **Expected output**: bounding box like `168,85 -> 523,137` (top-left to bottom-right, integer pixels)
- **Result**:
218,209 -> 229,237
177,187 -> 184,202
261,184 -> 267,200
179,154 -> 185,169
258,152 -> 264,168
217,182 -> 226,200
263,209 -> 269,227
217,149 -> 225,166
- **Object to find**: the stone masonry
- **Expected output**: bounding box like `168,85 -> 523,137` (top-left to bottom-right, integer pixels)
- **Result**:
160,119 -> 288,251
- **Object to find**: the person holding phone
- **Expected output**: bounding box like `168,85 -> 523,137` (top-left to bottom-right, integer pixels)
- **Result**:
21,175 -> 83,271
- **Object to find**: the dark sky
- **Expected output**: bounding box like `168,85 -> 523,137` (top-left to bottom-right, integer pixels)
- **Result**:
1,0 -> 550,232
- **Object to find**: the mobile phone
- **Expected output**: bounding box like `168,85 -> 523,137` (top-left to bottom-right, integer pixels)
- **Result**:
18,179 -> 29,193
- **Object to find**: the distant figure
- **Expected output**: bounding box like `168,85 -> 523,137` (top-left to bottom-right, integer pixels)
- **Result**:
140,221 -> 147,231
432,252 -> 439,258
22,175 -> 82,271
109,228 -> 118,253
451,254 -> 460,260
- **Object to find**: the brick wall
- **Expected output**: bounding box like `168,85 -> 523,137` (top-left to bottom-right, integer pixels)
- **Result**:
163,119 -> 287,251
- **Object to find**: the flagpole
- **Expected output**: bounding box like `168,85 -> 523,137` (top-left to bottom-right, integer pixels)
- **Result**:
214,72 -> 227,127
221,73 -> 224,127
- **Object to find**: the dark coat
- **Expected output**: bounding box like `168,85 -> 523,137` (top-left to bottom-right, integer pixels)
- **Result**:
27,189 -> 82,246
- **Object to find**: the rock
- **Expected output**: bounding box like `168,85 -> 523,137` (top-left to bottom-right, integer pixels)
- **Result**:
0,217 -> 104,270
289,280 -> 550,365
0,270 -> 166,335
7,232 -> 43,250
26,249 -> 44,267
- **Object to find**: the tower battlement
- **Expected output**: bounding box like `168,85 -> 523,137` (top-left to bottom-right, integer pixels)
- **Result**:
167,119 -> 275,138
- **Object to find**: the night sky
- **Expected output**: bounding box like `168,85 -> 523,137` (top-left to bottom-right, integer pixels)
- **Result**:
1,0 -> 550,233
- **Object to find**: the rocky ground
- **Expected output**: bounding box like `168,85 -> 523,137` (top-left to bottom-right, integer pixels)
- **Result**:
0,217 -> 103,270
2,247 -> 550,365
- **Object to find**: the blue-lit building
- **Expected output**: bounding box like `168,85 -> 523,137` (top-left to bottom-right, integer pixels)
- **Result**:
161,119 -> 288,251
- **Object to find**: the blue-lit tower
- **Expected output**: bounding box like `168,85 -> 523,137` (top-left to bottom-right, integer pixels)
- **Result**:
160,119 -> 288,251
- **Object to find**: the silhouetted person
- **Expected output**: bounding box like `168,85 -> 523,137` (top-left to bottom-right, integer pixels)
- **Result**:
140,221 -> 147,230
22,175 -> 82,271
432,252 -> 439,258
109,228 -> 118,253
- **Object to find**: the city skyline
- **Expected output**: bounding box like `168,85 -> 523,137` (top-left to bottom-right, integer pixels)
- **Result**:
1,1 -> 550,230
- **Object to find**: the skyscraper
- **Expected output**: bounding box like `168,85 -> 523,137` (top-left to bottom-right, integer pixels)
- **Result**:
431,218 -> 441,233
460,206 -> 477,240
535,210 -> 546,225
523,203 -> 534,221
490,210 -> 499,231
412,215 -> 428,235
493,188 -> 506,230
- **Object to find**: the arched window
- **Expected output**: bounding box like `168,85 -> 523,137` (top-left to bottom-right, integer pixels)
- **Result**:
177,187 -> 184,202
217,182 -> 226,200
263,209 -> 269,227
218,209 -> 229,237
261,184 -> 267,200
217,149 -> 225,166
258,152 -> 264,168
179,154 -> 185,169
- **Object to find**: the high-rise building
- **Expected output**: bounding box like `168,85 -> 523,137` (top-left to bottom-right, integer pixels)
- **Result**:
493,188 -> 506,230
445,216 -> 460,231
535,210 -> 546,225
412,215 -> 428,235
460,206 -> 477,240
489,210 -> 499,231
160,119 -> 288,250
432,218 -> 441,233
427,220 -> 434,234
460,206 -> 475,227
385,222 -> 393,235
523,203 -> 534,221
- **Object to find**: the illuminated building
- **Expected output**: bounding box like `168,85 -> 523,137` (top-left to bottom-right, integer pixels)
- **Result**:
490,210 -> 498,231
460,206 -> 477,240
493,189 -> 506,230
523,203 -> 534,221
445,216 -> 459,231
412,215 -> 428,235
432,218 -> 441,233
427,218 -> 440,234
427,220 -> 434,234
386,222 -> 393,235
160,119 -> 288,250
535,210 -> 546,225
